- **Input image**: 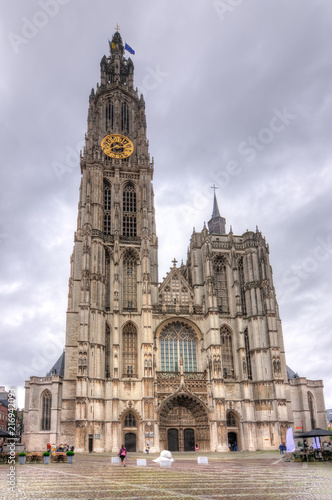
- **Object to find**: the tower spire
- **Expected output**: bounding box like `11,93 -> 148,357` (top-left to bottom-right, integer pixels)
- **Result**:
211,190 -> 221,218
208,186 -> 226,235
102,31 -> 134,89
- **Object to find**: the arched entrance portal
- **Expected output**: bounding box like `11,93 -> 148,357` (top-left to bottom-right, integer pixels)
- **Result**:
159,393 -> 210,451
228,432 -> 237,451
226,411 -> 240,451
125,432 -> 136,452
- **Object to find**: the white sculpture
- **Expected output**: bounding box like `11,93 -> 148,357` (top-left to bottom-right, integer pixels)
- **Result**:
153,450 -> 174,463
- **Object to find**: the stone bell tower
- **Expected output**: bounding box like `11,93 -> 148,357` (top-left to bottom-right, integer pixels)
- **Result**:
60,31 -> 158,451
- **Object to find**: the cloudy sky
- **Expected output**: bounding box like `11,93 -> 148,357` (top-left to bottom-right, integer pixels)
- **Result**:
1,0 -> 332,412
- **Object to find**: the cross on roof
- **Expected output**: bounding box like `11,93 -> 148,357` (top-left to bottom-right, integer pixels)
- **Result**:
114,23 -> 120,32
172,258 -> 178,267
211,184 -> 218,193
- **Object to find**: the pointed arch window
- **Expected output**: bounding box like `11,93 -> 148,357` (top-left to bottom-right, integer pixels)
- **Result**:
214,256 -> 229,313
160,321 -> 197,372
41,391 -> 51,431
244,328 -> 252,380
226,411 -> 237,427
123,183 -> 136,237
123,251 -> 137,311
123,323 -> 137,377
106,100 -> 114,130
308,392 -> 316,429
238,257 -> 246,315
121,101 -> 129,133
104,181 -> 112,235
124,412 -> 136,427
220,325 -> 234,379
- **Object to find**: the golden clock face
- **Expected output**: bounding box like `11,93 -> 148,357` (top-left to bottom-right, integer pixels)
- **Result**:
101,134 -> 134,159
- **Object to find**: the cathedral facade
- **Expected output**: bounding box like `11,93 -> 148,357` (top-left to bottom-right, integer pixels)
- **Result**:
23,33 -> 327,453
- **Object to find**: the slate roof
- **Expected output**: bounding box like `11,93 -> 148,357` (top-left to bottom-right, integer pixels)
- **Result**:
46,350 -> 65,377
286,365 -> 299,379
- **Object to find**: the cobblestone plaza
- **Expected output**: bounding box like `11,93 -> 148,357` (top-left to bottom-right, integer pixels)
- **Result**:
1,451 -> 331,499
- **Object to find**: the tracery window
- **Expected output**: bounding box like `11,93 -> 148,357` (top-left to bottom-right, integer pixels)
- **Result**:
220,326 -> 234,378
123,251 -> 137,311
238,257 -> 246,315
244,328 -> 252,380
124,412 -> 136,427
106,100 -> 114,130
160,321 -> 197,372
123,322 -> 137,376
41,391 -> 51,431
226,411 -> 237,427
104,181 -> 111,235
214,256 -> 229,313
121,101 -> 129,133
308,392 -> 315,429
123,183 -> 136,237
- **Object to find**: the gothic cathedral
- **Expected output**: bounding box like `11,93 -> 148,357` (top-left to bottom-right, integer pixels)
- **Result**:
23,32 -> 326,453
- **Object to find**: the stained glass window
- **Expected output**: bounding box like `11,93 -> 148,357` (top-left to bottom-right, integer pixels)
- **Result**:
123,322 -> 137,376
226,412 -> 237,427
123,183 -> 136,237
124,412 -> 136,427
160,322 -> 197,372
41,391 -> 51,431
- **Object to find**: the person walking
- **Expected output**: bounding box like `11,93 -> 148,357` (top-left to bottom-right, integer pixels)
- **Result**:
145,443 -> 150,454
195,444 -> 199,453
279,443 -> 284,454
118,444 -> 127,466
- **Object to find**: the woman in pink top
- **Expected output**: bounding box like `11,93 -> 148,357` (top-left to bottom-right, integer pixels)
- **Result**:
118,445 -> 127,466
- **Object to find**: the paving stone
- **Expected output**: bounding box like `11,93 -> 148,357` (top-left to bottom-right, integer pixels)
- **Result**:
0,452 -> 331,499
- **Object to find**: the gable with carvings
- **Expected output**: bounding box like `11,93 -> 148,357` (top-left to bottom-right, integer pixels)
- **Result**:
159,268 -> 194,307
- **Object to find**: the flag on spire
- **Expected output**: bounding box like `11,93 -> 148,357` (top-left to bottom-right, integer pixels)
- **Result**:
125,42 -> 135,55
